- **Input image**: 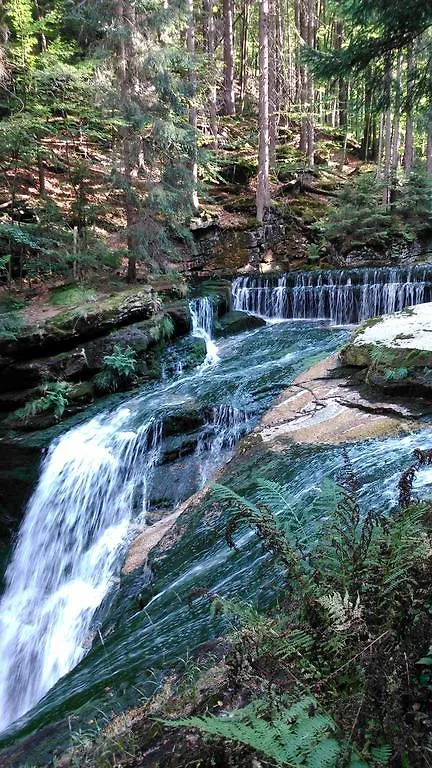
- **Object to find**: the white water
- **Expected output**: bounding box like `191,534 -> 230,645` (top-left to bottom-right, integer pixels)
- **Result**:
0,410 -> 161,731
196,404 -> 250,486
189,297 -> 220,365
232,268 -> 431,325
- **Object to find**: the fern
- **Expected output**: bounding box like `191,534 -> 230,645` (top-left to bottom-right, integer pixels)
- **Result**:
95,344 -> 137,392
163,697 -> 358,767
370,745 -> 391,766
384,367 -> 408,382
17,381 -> 70,423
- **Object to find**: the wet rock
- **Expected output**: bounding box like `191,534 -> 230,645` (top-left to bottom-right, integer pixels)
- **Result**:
193,279 -> 232,316
214,310 -> 266,337
0,441 -> 41,545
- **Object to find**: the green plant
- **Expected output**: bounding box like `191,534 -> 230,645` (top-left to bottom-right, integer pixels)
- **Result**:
165,696 -> 367,767
18,381 -> 70,423
95,344 -> 137,392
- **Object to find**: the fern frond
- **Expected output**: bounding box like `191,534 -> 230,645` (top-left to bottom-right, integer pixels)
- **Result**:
163,697 -> 344,767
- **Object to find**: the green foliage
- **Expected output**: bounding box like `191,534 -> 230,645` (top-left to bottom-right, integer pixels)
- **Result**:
95,344 -> 137,393
0,296 -> 26,340
17,381 -> 70,423
384,367 -> 408,382
317,173 -> 391,252
165,696 -> 362,768
394,164 -> 432,237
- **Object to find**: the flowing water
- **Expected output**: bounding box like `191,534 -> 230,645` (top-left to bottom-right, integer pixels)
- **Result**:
189,297 -> 220,365
1,272 -> 432,755
232,267 -> 432,324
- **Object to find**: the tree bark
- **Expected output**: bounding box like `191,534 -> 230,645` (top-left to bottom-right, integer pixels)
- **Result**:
223,0 -> 235,115
239,0 -> 250,113
203,0 -> 218,143
391,52 -> 402,170
268,0 -> 277,162
404,43 -> 415,176
335,21 -> 348,128
256,0 -> 270,224
115,0 -> 138,282
187,0 -> 199,210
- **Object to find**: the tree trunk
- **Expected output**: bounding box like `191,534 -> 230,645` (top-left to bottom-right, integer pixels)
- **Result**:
391,52 -> 402,170
203,0 -> 218,143
268,0 -> 277,162
187,0 -> 199,210
404,43 -> 415,176
427,43 -> 432,173
299,0 -> 308,154
306,0 -> 315,164
223,0 -> 235,115
361,69 -> 374,160
116,0 -> 138,283
256,0 -> 270,224
239,0 -> 250,113
335,21 -> 348,128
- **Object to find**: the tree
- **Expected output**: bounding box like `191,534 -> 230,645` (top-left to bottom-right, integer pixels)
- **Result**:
256,0 -> 270,224
222,0 -> 235,115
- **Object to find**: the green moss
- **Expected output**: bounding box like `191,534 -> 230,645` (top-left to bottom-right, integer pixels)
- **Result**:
49,283 -> 98,307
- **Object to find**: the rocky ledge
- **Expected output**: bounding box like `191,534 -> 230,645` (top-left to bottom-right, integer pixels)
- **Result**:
340,302 -> 432,395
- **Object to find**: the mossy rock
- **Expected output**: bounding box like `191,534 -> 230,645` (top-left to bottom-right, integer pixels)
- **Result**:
193,280 -> 232,316
0,286 -> 158,360
214,310 -> 266,337
219,155 -> 258,185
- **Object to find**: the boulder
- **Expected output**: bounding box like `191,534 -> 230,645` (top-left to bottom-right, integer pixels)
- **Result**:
340,303 -> 432,394
214,310 -> 266,337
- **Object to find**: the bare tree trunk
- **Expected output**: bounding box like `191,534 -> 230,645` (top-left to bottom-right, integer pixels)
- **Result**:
239,0 -> 250,113
299,0 -> 308,154
306,0 -> 315,164
223,0 -> 235,115
382,57 -> 392,204
335,21 -> 348,128
256,0 -> 270,224
376,112 -> 384,180
187,0 -> 199,210
427,45 -> 432,173
268,0 -> 277,162
404,43 -> 415,176
391,52 -> 402,171
115,0 -> 138,282
203,0 -> 218,143
361,69 -> 374,160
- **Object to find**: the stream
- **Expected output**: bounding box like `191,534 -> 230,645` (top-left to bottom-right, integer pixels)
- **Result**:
0,269 -> 432,760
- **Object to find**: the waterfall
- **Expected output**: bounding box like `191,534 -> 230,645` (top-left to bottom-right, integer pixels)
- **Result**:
0,410 -> 161,732
196,405 -> 249,486
232,267 -> 432,324
189,297 -> 219,365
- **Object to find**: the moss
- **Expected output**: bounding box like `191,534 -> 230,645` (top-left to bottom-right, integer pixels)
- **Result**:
48,282 -> 98,307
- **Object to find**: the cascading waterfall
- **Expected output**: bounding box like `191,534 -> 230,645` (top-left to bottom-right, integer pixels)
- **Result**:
0,409 -> 161,732
189,297 -> 219,365
196,404 -> 250,486
232,267 -> 432,324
